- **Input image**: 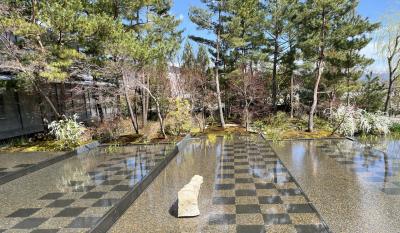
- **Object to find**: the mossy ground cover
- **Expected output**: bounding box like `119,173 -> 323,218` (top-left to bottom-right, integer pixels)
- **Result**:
0,139 -> 91,152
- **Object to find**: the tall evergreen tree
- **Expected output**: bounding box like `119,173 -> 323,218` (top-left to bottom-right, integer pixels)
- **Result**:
189,0 -> 227,128
263,0 -> 299,113
182,41 -> 196,70
298,0 -> 376,132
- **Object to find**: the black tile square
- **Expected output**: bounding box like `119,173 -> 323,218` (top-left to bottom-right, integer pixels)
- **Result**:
111,185 -> 131,191
114,171 -> 133,176
39,193 -> 64,200
236,204 -> 261,214
234,162 -> 249,166
337,160 -> 354,165
55,207 -> 87,217
46,199 -> 75,208
81,192 -> 106,199
67,217 -> 101,228
215,184 -> 234,190
91,175 -> 109,181
31,230 -> 59,233
221,165 -> 235,170
235,189 -> 256,196
235,169 -> 250,174
68,181 -> 84,187
263,213 -> 291,224
251,165 -> 266,169
258,196 -> 283,204
294,224 -> 327,233
217,174 -> 234,179
221,158 -> 234,163
271,167 -> 288,173
212,197 -> 235,205
100,180 -> 122,185
287,204 -> 315,213
255,183 -> 275,189
92,198 -> 120,207
236,225 -> 265,233
7,208 -> 41,217
274,176 -> 294,183
235,178 -> 253,183
12,218 -> 48,229
278,189 -> 302,196
208,214 -> 236,225
104,166 -> 123,171
381,188 -> 400,195
73,185 -> 95,192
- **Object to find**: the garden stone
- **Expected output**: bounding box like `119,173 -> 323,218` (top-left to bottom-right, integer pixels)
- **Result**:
178,175 -> 203,217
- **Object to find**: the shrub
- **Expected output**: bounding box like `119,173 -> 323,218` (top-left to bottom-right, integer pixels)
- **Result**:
91,118 -> 124,143
48,114 -> 86,150
165,98 -> 192,136
390,123 -> 400,134
331,106 -> 391,136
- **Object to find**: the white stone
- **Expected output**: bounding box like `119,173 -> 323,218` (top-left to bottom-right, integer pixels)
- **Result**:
178,175 -> 203,217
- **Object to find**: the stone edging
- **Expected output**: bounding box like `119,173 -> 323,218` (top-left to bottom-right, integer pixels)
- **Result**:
89,134 -> 191,233
0,140 -> 100,186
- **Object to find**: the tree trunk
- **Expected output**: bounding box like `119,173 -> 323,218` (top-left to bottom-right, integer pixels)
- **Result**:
33,82 -> 61,119
290,74 -> 294,118
308,9 -> 326,132
272,36 -> 279,113
384,78 -> 393,114
122,75 -> 139,134
346,68 -> 351,106
155,101 -> 167,138
215,5 -> 226,128
141,72 -> 149,127
308,59 -> 325,132
31,0 -> 36,22
244,103 -> 249,132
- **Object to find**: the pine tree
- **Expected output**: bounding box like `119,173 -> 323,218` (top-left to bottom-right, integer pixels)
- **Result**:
263,0 -> 299,113
298,0 -> 376,132
189,0 -> 227,128
182,41 -> 196,70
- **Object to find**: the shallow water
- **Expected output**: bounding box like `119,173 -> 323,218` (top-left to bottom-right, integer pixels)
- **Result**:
272,139 -> 400,233
0,144 -> 174,232
110,135 -> 328,233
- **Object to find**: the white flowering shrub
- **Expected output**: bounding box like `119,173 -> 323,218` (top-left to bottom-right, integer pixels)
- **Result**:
48,114 -> 86,150
331,106 -> 391,136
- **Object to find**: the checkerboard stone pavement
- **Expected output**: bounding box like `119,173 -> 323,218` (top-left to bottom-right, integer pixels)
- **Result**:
315,139 -> 400,196
0,145 -> 173,233
207,136 -> 329,233
0,164 -> 36,178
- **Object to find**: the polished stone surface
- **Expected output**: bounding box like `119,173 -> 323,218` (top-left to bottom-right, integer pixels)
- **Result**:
0,144 -> 173,232
110,135 -> 327,233
272,139 -> 400,233
0,152 -> 64,178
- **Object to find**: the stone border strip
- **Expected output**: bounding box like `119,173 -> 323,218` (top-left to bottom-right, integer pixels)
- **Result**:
0,141 -> 100,186
89,134 -> 191,233
260,133 -> 332,233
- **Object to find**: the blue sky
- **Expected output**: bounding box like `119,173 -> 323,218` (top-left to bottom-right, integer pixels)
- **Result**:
171,0 -> 400,72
